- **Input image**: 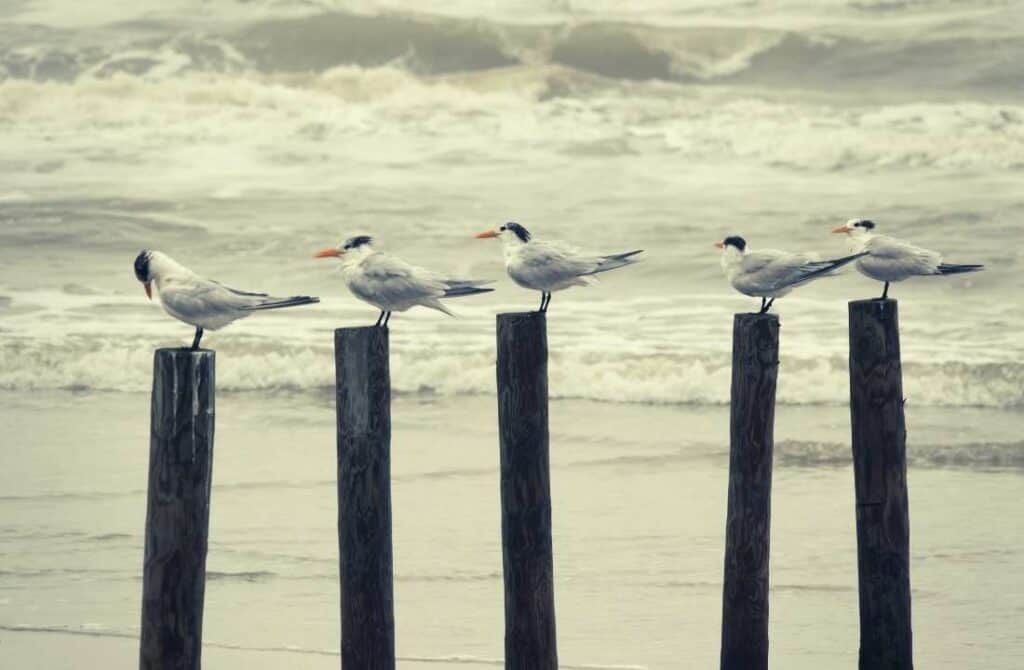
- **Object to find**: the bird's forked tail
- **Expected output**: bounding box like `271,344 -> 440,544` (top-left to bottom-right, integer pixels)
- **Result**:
937,263 -> 984,275
240,295 -> 320,311
441,279 -> 495,299
589,249 -> 644,275
427,280 -> 494,317
791,251 -> 868,284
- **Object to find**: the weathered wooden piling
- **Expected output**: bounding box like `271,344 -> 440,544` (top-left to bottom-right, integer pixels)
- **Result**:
720,313 -> 778,670
140,348 -> 216,670
848,299 -> 913,670
496,312 -> 557,670
334,326 -> 395,670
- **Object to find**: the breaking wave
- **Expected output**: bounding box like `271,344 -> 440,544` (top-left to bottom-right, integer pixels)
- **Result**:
0,336 -> 1021,408
2,11 -> 1022,97
2,62 -> 1022,180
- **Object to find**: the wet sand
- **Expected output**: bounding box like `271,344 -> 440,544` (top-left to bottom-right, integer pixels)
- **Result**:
2,391 -> 1022,668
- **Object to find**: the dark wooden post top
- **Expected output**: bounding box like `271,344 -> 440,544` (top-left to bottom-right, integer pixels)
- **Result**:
140,347 -> 215,670
721,312 -> 778,670
334,326 -> 395,670
496,311 -> 557,670
848,299 -> 913,670
848,299 -> 905,504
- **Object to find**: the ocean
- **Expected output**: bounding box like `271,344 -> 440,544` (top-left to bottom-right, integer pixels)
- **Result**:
1,1 -> 1022,668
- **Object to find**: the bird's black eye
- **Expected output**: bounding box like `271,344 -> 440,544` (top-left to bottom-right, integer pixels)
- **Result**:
499,225 -> 506,231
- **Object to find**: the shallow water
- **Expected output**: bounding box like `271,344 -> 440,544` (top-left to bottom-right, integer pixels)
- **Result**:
2,392 -> 1023,668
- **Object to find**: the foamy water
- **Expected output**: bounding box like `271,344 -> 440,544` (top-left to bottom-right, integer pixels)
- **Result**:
1,287 -> 1022,408
1,2 -> 1020,411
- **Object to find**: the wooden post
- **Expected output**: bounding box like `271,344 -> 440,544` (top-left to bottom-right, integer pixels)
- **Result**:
496,312 -> 557,670
720,313 -> 778,670
140,348 -> 216,670
334,326 -> 394,670
848,299 -> 913,670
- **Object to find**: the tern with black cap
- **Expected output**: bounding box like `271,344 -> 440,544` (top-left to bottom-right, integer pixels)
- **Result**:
133,250 -> 319,350
475,222 -> 642,313
716,235 -> 866,313
832,219 -> 984,299
314,235 -> 494,327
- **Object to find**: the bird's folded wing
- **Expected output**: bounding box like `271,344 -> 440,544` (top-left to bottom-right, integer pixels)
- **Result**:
740,249 -> 789,275
866,236 -> 942,269
520,241 -> 599,282
160,280 -> 250,318
867,235 -> 925,257
351,253 -> 445,303
211,280 -> 269,298
742,250 -> 830,288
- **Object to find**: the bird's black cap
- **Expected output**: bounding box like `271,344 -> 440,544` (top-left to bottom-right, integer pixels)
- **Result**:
343,235 -> 373,250
723,235 -> 746,251
500,222 -> 531,242
134,250 -> 152,282
854,220 -> 875,230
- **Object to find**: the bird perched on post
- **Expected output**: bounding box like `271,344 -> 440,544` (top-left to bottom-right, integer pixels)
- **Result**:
133,250 -> 319,350
717,235 -> 866,313
313,235 -> 494,327
832,219 -> 984,299
474,222 -> 642,313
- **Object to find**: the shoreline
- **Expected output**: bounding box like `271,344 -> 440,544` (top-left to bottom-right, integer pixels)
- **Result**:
2,392 -> 1023,668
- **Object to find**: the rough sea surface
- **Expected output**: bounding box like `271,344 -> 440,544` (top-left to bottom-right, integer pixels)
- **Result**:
1,1 -> 1022,668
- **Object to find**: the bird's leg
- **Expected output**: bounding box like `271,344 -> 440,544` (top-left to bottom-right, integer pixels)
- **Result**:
538,292 -> 547,313
764,298 -> 775,312
382,311 -> 392,327
545,293 -> 552,312
190,327 -> 204,351
880,282 -> 890,300
375,311 -> 385,327
759,297 -> 767,313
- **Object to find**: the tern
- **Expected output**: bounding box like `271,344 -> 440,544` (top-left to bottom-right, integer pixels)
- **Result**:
832,219 -> 984,299
474,222 -> 642,312
133,250 -> 320,350
314,235 -> 494,326
717,235 -> 866,313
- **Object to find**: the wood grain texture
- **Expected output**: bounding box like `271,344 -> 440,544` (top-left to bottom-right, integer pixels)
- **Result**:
496,312 -> 557,670
720,313 -> 778,670
848,299 -> 913,670
334,326 -> 395,670
140,348 -> 216,670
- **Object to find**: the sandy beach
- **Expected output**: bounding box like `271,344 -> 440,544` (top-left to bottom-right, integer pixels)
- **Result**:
3,391 -> 1022,668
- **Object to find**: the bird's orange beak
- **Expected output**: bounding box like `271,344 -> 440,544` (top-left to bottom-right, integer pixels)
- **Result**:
714,241 -> 724,249
475,230 -> 499,239
314,247 -> 343,258
144,281 -> 152,300
832,224 -> 851,234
